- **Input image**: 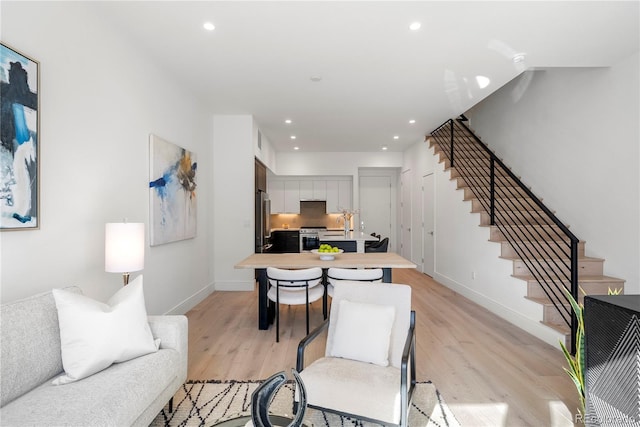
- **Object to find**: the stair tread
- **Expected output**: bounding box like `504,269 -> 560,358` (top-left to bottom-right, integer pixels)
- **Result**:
489,238 -> 585,244
526,296 -> 571,306
500,254 -> 604,262
514,274 -> 625,282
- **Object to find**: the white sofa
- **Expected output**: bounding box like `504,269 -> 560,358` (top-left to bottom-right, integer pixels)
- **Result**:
0,286 -> 188,426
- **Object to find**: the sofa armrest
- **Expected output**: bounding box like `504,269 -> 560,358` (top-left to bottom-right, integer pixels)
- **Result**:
148,315 -> 188,351
148,315 -> 188,382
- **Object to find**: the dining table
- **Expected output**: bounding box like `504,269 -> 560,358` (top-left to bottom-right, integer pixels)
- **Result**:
234,252 -> 417,330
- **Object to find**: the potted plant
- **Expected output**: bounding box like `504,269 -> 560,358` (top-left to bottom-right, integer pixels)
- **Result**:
560,287 -> 622,417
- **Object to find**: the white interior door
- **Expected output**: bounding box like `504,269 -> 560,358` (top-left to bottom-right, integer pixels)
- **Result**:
400,170 -> 412,260
422,173 -> 435,276
359,176 -> 392,248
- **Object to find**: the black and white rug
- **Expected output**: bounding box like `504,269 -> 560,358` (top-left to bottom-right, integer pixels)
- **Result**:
151,380 -> 460,426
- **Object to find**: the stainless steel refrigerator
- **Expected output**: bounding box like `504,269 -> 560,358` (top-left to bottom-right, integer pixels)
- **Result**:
255,190 -> 271,253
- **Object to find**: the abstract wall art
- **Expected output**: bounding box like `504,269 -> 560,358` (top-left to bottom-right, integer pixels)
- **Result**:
149,134 -> 197,246
0,43 -> 39,230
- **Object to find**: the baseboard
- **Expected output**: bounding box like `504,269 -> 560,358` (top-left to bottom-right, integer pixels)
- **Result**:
164,283 -> 215,315
214,280 -> 255,291
432,271 -> 565,349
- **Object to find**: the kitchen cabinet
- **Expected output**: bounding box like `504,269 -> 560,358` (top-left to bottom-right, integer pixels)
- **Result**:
299,181 -> 313,200
313,180 -> 326,200
299,180 -> 327,201
326,180 -> 352,213
255,158 -> 267,192
268,181 -> 284,214
270,230 -> 300,253
270,176 -> 351,213
284,181 -> 300,213
268,180 -> 300,213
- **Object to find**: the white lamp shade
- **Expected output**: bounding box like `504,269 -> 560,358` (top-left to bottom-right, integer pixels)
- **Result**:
105,223 -> 145,273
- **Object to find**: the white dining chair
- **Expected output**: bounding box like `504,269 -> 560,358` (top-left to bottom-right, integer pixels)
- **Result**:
326,267 -> 384,297
266,267 -> 324,342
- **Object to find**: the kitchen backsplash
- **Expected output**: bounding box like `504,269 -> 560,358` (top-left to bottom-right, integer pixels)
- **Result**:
270,201 -> 346,229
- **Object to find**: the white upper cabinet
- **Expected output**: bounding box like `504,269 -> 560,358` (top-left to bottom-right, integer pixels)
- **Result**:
325,180 -> 352,213
284,180 -> 300,213
268,180 -> 285,214
270,176 -> 350,214
313,180 -> 327,201
299,181 -> 313,200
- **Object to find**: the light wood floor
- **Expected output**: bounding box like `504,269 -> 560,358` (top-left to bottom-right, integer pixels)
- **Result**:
186,268 -> 579,426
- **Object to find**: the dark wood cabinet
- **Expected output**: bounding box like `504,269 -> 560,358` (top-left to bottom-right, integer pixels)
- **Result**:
270,230 -> 300,253
255,158 -> 267,193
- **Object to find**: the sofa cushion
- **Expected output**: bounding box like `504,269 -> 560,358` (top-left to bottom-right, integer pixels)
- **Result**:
1,286 -> 81,407
52,276 -> 159,384
0,347 -> 180,427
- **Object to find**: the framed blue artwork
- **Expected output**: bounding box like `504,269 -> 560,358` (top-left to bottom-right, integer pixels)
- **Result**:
0,42 -> 39,230
149,134 -> 197,246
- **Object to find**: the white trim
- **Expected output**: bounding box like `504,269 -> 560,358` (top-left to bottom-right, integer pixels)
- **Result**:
432,272 -> 565,350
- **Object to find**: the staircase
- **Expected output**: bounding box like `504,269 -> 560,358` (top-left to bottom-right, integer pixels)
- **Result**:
428,117 -> 625,347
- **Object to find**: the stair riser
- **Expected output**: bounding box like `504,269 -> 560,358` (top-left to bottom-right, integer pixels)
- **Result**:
527,281 -> 625,304
512,258 -> 604,277
437,150 -> 487,161
480,211 -> 554,226
500,241 -> 585,258
448,167 -> 511,179
489,227 -> 572,244
489,225 -> 566,241
542,304 -> 571,326
462,186 -> 529,200
455,176 -> 521,189
471,198 -> 541,213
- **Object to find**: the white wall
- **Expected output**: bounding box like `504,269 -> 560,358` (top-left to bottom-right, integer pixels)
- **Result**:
0,2 -> 213,314
466,54 -> 640,294
212,115 -> 255,291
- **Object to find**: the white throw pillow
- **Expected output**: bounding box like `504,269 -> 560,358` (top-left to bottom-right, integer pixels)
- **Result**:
52,275 -> 160,385
330,299 -> 395,366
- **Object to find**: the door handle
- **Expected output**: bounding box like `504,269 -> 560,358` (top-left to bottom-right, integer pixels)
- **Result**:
429,231 -> 434,235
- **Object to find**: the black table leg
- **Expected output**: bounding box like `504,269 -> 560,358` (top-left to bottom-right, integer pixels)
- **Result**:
382,267 -> 392,283
257,268 -> 273,330
322,268 -> 328,319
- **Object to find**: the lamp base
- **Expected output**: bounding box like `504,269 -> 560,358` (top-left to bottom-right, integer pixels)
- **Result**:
122,273 -> 130,286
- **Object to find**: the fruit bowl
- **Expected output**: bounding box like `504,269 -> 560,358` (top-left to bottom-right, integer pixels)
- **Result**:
311,248 -> 344,261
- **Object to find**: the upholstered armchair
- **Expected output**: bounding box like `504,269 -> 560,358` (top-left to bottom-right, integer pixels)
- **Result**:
296,281 -> 416,426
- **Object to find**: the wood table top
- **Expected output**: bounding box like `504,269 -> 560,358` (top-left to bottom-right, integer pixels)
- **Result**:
235,252 -> 417,269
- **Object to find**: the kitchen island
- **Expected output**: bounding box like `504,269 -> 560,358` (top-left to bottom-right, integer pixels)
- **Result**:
319,230 -> 378,253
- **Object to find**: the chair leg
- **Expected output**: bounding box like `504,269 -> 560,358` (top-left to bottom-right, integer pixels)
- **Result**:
276,304 -> 280,342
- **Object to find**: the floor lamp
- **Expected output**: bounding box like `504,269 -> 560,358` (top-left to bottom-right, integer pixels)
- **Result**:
105,222 -> 145,286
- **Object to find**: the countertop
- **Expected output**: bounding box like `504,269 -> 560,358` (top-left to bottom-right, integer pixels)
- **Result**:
319,230 -> 379,242
235,252 -> 416,269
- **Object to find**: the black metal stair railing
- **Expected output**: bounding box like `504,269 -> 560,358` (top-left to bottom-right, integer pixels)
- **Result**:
430,117 -> 580,353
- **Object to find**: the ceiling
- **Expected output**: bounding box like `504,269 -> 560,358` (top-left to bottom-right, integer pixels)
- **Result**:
93,1 -> 639,153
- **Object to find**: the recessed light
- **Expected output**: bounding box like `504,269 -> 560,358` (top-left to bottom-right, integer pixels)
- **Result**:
310,76 -> 322,82
409,22 -> 421,31
381,146 -> 388,151
393,135 -> 399,140
476,75 -> 491,89
203,22 -> 215,31
285,119 -> 292,124
290,135 -> 297,140
409,119 -> 416,124
293,146 -> 300,150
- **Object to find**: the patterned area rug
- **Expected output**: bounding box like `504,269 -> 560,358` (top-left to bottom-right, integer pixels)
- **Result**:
151,380 -> 460,426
